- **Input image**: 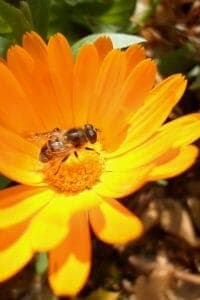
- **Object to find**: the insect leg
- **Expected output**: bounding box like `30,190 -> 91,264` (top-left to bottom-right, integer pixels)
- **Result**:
74,151 -> 78,158
85,147 -> 94,151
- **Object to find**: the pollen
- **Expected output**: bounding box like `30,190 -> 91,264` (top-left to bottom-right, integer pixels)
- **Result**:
43,149 -> 104,194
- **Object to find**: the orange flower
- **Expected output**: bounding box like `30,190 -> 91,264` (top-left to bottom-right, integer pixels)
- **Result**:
0,32 -> 199,296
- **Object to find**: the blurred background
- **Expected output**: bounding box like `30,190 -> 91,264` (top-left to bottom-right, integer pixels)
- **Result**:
0,1 -> 200,299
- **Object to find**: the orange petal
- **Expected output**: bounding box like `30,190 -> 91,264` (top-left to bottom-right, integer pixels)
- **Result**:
23,32 -> 67,129
89,198 -> 143,244
28,193 -> 71,252
29,217 -> 69,252
94,36 -> 113,62
88,49 -> 127,127
105,127 -> 176,167
37,189 -> 102,218
0,59 -> 44,135
0,185 -> 40,209
49,212 -> 91,296
160,113 -> 200,147
6,45 -> 47,132
0,219 -> 33,281
149,145 -> 198,180
22,31 -> 47,62
72,44 -> 99,126
120,59 -> 156,114
47,33 -> 74,128
53,189 -> 102,213
0,219 -> 29,252
125,44 -> 146,75
8,39 -> 65,131
0,125 -> 44,185
28,190 -> 101,251
102,59 -> 156,150
113,74 -> 187,156
93,164 -> 153,198
0,187 -> 52,228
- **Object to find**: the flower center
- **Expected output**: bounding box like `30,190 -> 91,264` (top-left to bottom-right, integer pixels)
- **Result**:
43,148 -> 104,194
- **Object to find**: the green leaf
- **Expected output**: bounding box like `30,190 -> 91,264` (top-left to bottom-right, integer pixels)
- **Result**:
98,0 -> 136,28
64,0 -> 87,5
0,35 -> 11,57
158,44 -> 196,76
0,16 -> 11,34
49,0 -> 137,43
27,0 -> 50,39
0,175 -> 11,189
35,253 -> 48,274
72,32 -> 145,55
50,0 -> 112,41
0,0 -> 32,42
75,0 -> 136,33
190,75 -> 200,91
20,1 -> 33,26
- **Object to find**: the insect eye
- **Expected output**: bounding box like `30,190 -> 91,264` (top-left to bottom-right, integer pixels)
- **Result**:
85,129 -> 97,144
84,124 -> 94,131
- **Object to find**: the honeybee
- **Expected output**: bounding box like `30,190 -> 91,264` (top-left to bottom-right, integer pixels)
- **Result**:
38,124 -> 98,163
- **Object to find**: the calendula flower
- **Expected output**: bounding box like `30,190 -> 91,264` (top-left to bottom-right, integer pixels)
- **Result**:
0,31 -> 199,296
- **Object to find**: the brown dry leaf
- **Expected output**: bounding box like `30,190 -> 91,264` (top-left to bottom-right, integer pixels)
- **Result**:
76,289 -> 119,300
187,197 -> 200,231
134,266 -> 174,300
159,198 -> 199,246
175,281 -> 200,300
131,254 -> 200,300
141,195 -> 199,246
187,180 -> 200,231
140,199 -> 160,231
